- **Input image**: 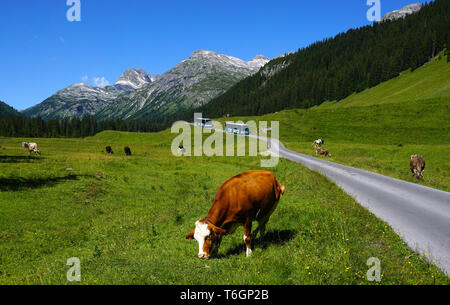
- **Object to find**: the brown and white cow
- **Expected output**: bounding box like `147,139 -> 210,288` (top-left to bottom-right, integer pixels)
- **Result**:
186,170 -> 285,259
410,155 -> 425,179
22,142 -> 41,155
315,147 -> 331,157
313,139 -> 324,150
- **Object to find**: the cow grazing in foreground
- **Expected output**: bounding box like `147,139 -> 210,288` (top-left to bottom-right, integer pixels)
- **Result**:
186,170 -> 286,259
105,146 -> 114,154
124,146 -> 132,156
410,155 -> 425,179
22,142 -> 41,155
316,147 -> 331,157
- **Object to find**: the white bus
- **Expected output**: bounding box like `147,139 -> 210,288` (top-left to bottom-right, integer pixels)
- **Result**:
224,122 -> 250,135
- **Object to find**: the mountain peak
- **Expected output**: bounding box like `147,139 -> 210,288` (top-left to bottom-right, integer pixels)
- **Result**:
251,55 -> 269,61
115,68 -> 153,89
191,49 -> 217,57
381,3 -> 423,22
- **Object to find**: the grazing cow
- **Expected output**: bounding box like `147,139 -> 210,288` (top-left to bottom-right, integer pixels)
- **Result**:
410,155 -> 425,179
313,139 -> 324,150
178,145 -> 186,154
105,146 -> 114,154
22,142 -> 41,155
186,170 -> 286,259
316,147 -> 331,157
124,146 -> 132,156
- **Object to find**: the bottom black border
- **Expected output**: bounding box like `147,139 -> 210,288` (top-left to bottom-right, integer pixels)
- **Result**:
1,285 -> 446,304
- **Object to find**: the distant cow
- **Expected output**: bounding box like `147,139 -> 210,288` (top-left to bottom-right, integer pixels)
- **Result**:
313,139 -> 324,149
178,145 -> 186,154
316,147 -> 331,157
22,142 -> 41,155
105,146 -> 114,154
410,155 -> 425,179
124,146 -> 132,156
186,170 -> 286,259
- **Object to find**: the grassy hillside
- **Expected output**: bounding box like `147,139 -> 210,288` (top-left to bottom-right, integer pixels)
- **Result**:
318,53 -> 450,108
0,130 -> 448,284
219,55 -> 450,191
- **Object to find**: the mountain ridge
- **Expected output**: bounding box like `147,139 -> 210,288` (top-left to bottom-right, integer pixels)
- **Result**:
23,50 -> 269,120
0,101 -> 20,117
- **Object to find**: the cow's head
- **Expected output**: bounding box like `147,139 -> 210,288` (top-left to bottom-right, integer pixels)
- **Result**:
186,219 -> 226,259
414,168 -> 425,179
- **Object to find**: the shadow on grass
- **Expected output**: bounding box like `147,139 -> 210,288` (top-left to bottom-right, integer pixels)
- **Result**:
220,229 -> 297,258
0,174 -> 82,191
0,155 -> 44,163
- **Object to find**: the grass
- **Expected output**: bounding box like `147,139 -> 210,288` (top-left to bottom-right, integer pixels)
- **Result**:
0,129 -> 448,284
219,54 -> 450,191
0,54 -> 448,285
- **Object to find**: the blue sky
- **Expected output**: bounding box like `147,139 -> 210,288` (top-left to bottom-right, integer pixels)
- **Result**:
0,0 -> 424,110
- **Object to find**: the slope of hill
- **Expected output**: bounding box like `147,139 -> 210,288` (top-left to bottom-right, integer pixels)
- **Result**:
219,53 -> 450,191
317,51 -> 450,108
22,83 -> 123,119
0,101 -> 20,117
189,0 -> 449,119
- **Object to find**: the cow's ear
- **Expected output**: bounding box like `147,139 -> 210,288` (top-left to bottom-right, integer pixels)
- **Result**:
185,230 -> 195,240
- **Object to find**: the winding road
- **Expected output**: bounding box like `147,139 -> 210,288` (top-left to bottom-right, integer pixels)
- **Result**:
263,137 -> 450,276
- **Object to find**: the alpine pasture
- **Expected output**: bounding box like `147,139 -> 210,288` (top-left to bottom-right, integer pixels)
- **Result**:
0,127 -> 448,284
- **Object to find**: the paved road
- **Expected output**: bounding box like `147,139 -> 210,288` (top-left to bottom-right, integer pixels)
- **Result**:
263,137 -> 450,276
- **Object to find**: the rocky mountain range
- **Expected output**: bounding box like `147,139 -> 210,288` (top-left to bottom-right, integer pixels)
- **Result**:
22,50 -> 269,120
381,3 -> 423,22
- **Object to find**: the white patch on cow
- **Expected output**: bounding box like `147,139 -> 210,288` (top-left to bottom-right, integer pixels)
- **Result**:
243,234 -> 252,257
194,221 -> 210,257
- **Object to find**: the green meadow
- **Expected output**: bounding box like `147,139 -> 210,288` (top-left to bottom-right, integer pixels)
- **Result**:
0,55 -> 449,285
0,128 -> 448,284
223,54 -> 450,191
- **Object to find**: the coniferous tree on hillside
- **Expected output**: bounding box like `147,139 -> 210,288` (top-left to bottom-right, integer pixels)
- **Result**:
186,0 -> 449,118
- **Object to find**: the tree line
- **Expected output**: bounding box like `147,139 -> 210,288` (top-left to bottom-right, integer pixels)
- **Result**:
0,114 -> 171,138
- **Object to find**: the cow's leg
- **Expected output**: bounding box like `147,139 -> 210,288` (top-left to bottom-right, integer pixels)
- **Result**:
252,218 -> 268,240
243,218 -> 252,257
